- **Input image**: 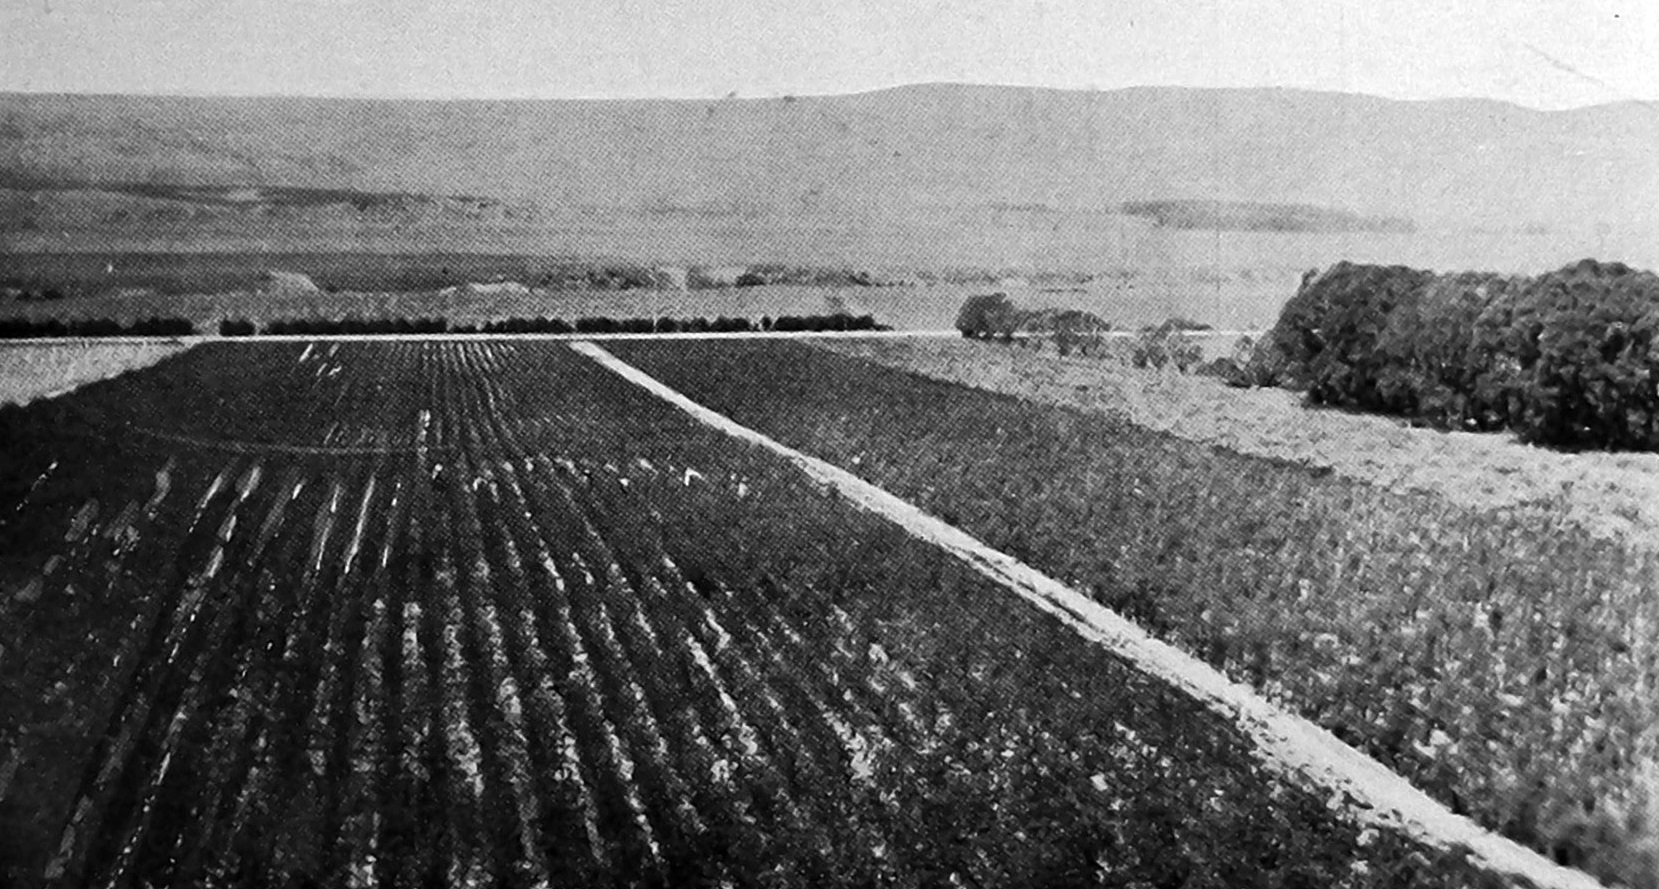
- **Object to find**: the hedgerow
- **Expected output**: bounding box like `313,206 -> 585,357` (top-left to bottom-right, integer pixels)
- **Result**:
1260,258 -> 1659,449
0,317 -> 196,338
263,316 -> 450,335
223,312 -> 886,336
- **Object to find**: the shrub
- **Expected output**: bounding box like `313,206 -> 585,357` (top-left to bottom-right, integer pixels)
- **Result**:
955,293 -> 1016,339
1511,260 -> 1659,449
1214,334 -> 1290,388
1272,262 -> 1437,408
1372,272 -> 1521,428
1130,319 -> 1205,371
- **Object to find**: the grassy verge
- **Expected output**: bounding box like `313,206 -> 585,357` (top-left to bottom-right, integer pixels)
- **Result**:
612,338 -> 1659,888
0,341 -> 193,406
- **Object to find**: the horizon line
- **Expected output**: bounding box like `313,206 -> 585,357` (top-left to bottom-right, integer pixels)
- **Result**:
0,80 -> 1647,113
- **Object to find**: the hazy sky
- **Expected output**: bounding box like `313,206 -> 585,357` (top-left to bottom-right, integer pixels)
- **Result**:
3,0 -> 1655,108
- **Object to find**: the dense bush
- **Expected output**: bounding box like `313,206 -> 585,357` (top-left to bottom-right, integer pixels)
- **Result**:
1259,258 -> 1659,449
219,318 -> 257,336
0,316 -> 195,338
1270,262 -> 1437,408
1507,261 -> 1659,448
1371,272 -> 1521,426
955,292 -> 1018,339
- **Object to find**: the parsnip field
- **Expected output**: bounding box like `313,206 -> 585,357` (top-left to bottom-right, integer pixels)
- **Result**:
0,342 -> 1548,887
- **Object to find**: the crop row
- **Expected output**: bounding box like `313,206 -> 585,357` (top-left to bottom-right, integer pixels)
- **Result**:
2,342 -> 1497,887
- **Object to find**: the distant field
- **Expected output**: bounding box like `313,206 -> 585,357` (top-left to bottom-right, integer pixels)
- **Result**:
0,251 -> 1304,331
0,252 -> 678,296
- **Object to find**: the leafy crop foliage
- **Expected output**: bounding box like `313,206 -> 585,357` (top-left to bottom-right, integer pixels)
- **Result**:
0,317 -> 195,338
1264,258 -> 1659,449
0,342 -> 1487,887
616,340 -> 1659,888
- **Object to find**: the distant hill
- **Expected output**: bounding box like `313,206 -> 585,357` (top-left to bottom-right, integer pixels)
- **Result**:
1,84 -> 1654,270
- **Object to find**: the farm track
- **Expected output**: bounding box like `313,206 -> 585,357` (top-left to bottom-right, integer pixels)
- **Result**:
0,342 -> 1514,887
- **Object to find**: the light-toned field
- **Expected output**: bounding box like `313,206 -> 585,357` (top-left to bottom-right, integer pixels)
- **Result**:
818,336 -> 1659,546
0,341 -> 193,406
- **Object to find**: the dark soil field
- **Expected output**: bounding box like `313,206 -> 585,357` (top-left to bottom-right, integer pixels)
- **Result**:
0,341 -> 1507,888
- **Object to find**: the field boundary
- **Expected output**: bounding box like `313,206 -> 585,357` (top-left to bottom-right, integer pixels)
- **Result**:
571,339 -> 1604,889
0,329 -> 1268,346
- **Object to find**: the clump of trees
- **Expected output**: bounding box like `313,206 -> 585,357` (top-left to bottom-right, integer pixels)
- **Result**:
1253,258 -> 1659,449
955,293 -> 1112,355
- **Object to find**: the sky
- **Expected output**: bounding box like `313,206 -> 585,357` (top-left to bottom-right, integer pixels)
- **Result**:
1,0 -> 1655,109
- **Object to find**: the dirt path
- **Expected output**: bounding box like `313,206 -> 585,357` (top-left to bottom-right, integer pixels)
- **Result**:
0,341 -> 194,407
572,340 -> 1602,889
818,337 -> 1659,547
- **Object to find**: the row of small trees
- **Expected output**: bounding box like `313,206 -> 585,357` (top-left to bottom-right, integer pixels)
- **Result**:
220,312 -> 887,336
0,317 -> 195,338
1262,258 -> 1659,449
